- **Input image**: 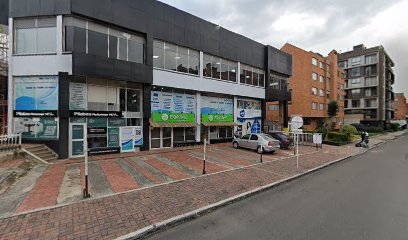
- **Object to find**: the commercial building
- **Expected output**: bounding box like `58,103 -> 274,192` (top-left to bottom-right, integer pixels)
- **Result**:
267,43 -> 345,130
4,0 -> 291,159
338,44 -> 395,128
393,93 -> 407,120
0,24 -> 7,134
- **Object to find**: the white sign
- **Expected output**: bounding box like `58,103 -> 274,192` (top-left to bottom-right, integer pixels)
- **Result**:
291,116 -> 304,129
120,127 -> 135,152
69,82 -> 87,110
134,126 -> 143,146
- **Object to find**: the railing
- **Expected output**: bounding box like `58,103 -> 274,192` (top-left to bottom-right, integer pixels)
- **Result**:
0,134 -> 22,152
288,132 -> 323,148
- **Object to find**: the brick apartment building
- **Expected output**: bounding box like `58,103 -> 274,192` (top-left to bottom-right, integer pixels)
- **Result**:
338,44 -> 395,128
393,93 -> 407,120
266,43 -> 345,130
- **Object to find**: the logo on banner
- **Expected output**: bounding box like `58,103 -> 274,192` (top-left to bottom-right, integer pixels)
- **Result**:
161,113 -> 169,121
208,115 -> 214,122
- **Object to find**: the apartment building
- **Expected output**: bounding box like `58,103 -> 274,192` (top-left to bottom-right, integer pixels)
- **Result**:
4,0 -> 291,159
267,43 -> 345,130
393,93 -> 407,120
338,44 -> 395,128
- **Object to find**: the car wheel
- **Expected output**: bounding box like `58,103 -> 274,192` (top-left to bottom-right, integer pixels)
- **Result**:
233,142 -> 239,149
257,146 -> 264,154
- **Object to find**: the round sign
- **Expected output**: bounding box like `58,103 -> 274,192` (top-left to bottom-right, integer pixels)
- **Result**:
291,116 -> 304,129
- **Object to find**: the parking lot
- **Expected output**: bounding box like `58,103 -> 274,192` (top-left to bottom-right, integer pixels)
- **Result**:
0,143 -> 322,217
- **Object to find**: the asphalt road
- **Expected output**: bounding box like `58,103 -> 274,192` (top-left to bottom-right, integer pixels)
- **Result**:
146,134 -> 408,240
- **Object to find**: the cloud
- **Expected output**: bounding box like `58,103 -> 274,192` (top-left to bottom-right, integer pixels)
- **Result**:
159,0 -> 408,96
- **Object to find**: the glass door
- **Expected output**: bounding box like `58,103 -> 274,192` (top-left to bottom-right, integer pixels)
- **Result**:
69,123 -> 86,158
150,127 -> 173,149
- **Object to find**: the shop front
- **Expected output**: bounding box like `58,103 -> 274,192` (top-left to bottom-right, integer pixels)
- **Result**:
200,95 -> 236,143
68,78 -> 144,158
150,87 -> 199,149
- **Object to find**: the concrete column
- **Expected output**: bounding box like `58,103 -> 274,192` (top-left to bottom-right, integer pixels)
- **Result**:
195,92 -> 201,142
7,18 -> 13,135
199,51 -> 204,78
233,96 -> 238,133
56,15 -> 63,55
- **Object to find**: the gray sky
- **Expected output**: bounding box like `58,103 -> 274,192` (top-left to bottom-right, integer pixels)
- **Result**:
160,0 -> 408,97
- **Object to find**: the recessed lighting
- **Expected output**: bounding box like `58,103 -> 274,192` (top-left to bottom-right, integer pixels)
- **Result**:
153,56 -> 159,59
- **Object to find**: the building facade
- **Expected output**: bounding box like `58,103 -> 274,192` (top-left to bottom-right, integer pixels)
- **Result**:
266,43 -> 345,130
5,0 -> 291,159
393,93 -> 407,120
338,44 -> 395,128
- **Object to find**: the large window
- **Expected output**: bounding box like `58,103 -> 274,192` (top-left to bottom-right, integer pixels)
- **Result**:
350,67 -> 361,78
338,61 -> 348,69
351,57 -> 361,66
15,17 -> 56,54
365,54 -> 377,64
154,40 -> 199,75
312,102 -> 317,109
173,127 -> 196,143
365,65 -> 377,76
239,63 -> 265,87
312,72 -> 318,81
204,53 -> 237,82
312,58 -> 318,66
64,17 -> 145,64
312,87 -> 318,96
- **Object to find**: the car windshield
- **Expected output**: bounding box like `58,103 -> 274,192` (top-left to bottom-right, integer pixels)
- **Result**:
276,133 -> 288,140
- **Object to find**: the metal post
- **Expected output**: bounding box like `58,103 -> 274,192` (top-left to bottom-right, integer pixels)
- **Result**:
260,149 -> 263,163
83,137 -> 90,198
202,138 -> 207,175
296,133 -> 299,171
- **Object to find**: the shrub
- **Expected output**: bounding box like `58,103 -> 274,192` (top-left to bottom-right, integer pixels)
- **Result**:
341,125 -> 358,135
389,123 -> 400,132
328,132 -> 351,143
351,123 -> 384,133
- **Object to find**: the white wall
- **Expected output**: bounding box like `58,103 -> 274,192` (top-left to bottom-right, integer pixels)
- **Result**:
153,69 -> 265,99
11,54 -> 72,76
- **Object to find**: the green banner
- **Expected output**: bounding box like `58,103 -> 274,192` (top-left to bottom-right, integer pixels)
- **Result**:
108,128 -> 120,147
152,112 -> 195,123
201,114 -> 233,123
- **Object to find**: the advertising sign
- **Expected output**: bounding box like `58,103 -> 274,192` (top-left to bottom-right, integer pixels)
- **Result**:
120,127 -> 135,152
201,114 -> 233,123
201,96 -> 233,115
70,111 -> 122,118
151,91 -> 196,122
14,117 -> 59,140
14,110 -> 57,117
152,112 -> 195,123
134,126 -> 143,146
237,99 -> 262,135
108,128 -> 120,147
69,82 -> 87,110
15,76 -> 58,111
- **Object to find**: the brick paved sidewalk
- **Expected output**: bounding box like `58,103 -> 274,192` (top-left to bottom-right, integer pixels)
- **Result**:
0,144 -> 366,240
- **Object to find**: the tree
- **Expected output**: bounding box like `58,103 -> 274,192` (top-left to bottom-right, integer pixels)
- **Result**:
325,101 -> 339,140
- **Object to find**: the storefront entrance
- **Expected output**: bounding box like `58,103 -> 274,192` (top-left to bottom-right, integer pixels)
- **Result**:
150,127 -> 172,149
69,123 -> 87,158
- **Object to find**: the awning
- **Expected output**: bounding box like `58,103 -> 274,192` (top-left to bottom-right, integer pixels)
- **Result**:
202,122 -> 238,127
150,121 -> 199,128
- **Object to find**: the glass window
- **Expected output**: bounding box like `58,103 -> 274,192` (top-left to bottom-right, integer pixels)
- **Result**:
259,70 -> 265,87
268,105 -> 279,111
185,127 -> 195,141
128,39 -> 144,63
250,134 -> 258,140
188,50 -> 199,75
240,64 -> 246,84
220,59 -> 229,81
312,102 -> 317,109
245,66 -> 253,85
153,40 -> 164,68
173,128 -> 185,142
312,72 -> 318,80
203,54 -> 212,78
164,43 -> 177,71
365,54 -> 377,64
320,89 -> 324,97
320,103 -> 324,110
312,58 -> 318,66
229,61 -> 237,82
127,118 -> 141,126
88,85 -> 107,111
15,17 -> 57,54
241,134 -> 250,140
351,57 -> 361,65
320,75 -> 324,82
126,89 -> 141,112
350,67 -> 360,78
212,57 -> 221,79
107,87 -> 118,111
219,127 -> 227,139
176,46 -> 188,73
312,87 -> 317,95
253,69 -> 259,86
319,62 -> 324,69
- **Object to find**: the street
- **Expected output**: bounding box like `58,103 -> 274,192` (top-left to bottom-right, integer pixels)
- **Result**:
147,134 -> 408,240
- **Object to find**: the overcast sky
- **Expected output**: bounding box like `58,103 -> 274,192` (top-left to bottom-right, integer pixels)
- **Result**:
160,0 -> 408,97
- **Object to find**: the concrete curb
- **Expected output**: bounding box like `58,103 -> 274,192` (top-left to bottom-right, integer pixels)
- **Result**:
117,134 -> 404,240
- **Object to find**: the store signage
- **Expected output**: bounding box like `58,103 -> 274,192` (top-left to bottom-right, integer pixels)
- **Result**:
69,82 -> 87,110
70,111 -> 122,118
120,127 -> 135,152
88,147 -> 120,156
201,114 -> 233,123
14,117 -> 59,140
152,112 -> 195,123
108,128 -> 120,147
87,128 -> 107,135
14,110 -> 58,117
15,76 -> 58,111
134,126 -> 143,146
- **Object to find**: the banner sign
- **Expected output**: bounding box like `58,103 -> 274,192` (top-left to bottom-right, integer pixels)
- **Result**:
201,96 -> 233,115
70,111 -> 122,118
15,76 -> 58,111
108,128 -> 120,147
151,91 -> 196,122
134,126 -> 143,146
237,99 -> 262,135
201,114 -> 233,123
120,127 -> 135,152
108,118 -> 127,127
152,112 -> 195,123
14,110 -> 58,117
14,117 -> 58,140
69,82 -> 87,110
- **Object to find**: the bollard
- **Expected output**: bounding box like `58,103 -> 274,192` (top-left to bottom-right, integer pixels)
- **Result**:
202,139 -> 207,175
260,149 -> 263,163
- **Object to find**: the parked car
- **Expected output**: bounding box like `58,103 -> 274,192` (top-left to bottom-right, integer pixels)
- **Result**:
232,133 -> 280,154
268,131 -> 293,149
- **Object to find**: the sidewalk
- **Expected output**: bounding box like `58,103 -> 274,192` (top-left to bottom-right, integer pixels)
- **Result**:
0,131 -> 405,240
